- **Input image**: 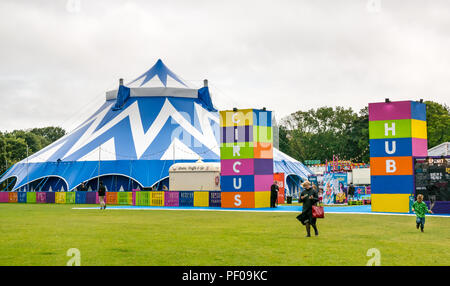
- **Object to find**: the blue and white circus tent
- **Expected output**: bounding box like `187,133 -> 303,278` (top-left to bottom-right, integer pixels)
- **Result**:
0,59 -> 313,193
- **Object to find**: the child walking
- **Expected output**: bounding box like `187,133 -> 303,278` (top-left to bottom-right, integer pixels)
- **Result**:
412,194 -> 433,232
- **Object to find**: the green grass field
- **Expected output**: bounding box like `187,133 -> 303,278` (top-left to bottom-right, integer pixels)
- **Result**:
1,204 -> 449,266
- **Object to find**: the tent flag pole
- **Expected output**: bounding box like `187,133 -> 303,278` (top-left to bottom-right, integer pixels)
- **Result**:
26,145 -> 29,192
97,146 -> 100,191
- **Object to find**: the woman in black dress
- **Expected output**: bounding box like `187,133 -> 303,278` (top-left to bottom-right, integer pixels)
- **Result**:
296,181 -> 319,237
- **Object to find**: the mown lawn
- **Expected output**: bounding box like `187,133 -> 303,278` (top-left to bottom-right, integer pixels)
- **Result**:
0,204 -> 449,266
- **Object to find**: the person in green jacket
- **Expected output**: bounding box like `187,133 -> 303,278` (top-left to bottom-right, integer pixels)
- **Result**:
412,194 -> 433,232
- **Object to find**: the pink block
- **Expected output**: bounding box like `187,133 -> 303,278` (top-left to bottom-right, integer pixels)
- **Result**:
95,192 -> 99,204
132,188 -> 140,192
369,101 -> 411,121
36,192 -> 47,203
412,138 -> 428,156
221,159 -> 254,176
254,174 -> 274,191
0,192 -> 8,203
164,191 -> 179,206
132,191 -> 136,206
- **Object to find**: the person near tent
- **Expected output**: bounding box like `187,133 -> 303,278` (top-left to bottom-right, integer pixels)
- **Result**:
79,182 -> 87,192
348,183 -> 355,201
270,181 -> 279,208
296,181 -> 319,237
98,181 -> 106,210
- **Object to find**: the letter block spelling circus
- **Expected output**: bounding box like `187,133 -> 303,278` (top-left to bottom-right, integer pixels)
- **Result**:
219,109 -> 274,208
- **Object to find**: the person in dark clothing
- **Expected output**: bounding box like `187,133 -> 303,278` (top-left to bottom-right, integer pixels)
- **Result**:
98,181 -> 106,210
79,182 -> 87,192
296,181 -> 319,237
348,183 -> 355,200
270,181 -> 279,208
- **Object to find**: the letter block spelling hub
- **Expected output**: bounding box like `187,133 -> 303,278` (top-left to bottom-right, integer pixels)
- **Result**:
368,100 -> 427,213
219,109 -> 274,208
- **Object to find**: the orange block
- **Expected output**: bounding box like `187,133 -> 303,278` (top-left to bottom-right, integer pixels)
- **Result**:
8,192 -> 18,203
221,192 -> 255,208
370,156 -> 413,176
254,142 -> 273,159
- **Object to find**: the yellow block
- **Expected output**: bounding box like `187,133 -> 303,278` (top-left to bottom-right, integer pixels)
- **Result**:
411,119 -> 427,139
194,191 -> 209,207
220,109 -> 253,127
55,192 -> 66,204
371,194 -> 410,213
150,191 -> 165,206
254,191 -> 270,208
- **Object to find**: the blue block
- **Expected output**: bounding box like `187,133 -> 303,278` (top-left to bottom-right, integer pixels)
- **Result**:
253,110 -> 272,127
179,191 -> 194,206
410,101 -> 426,121
209,191 -> 221,207
18,192 -> 27,203
75,192 -> 87,204
220,175 -> 255,192
370,138 -> 413,157
371,175 -> 414,194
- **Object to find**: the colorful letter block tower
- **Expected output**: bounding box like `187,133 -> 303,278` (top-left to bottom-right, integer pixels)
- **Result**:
219,109 -> 274,208
369,100 -> 427,212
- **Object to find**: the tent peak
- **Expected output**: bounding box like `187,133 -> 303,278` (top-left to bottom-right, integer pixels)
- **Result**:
127,59 -> 189,88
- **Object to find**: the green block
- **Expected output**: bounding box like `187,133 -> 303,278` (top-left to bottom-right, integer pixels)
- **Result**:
118,192 -> 131,205
65,192 -> 75,204
220,146 -> 254,159
26,192 -> 36,203
136,191 -> 150,206
253,126 -> 273,143
369,119 -> 412,139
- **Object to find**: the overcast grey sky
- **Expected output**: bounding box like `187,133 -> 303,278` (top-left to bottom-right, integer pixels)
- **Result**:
0,0 -> 449,132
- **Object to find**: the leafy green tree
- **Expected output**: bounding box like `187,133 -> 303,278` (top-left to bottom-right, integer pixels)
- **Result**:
425,101 -> 450,149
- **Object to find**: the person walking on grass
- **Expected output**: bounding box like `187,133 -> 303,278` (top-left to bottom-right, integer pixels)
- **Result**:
296,181 -> 319,237
98,181 -> 106,210
270,181 -> 279,208
412,194 -> 433,232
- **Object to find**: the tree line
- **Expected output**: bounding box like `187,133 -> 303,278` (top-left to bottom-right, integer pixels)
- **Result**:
278,100 -> 449,164
0,127 -> 66,176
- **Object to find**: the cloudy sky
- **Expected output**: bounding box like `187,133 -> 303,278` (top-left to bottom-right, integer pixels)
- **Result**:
0,0 -> 449,132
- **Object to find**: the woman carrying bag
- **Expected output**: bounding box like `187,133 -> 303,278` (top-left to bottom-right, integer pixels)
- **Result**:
296,181 -> 321,237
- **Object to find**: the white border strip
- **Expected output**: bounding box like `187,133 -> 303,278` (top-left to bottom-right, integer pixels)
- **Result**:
72,207 -> 450,217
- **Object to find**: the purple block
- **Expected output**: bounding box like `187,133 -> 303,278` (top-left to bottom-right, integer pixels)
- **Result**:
254,159 -> 273,175
36,192 -> 47,203
46,192 -> 55,203
254,174 -> 274,191
412,138 -> 428,156
165,191 -> 179,206
86,192 -> 97,204
0,192 -> 8,203
425,201 -> 450,215
221,158 -> 254,176
220,126 -> 253,144
369,101 -> 412,121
